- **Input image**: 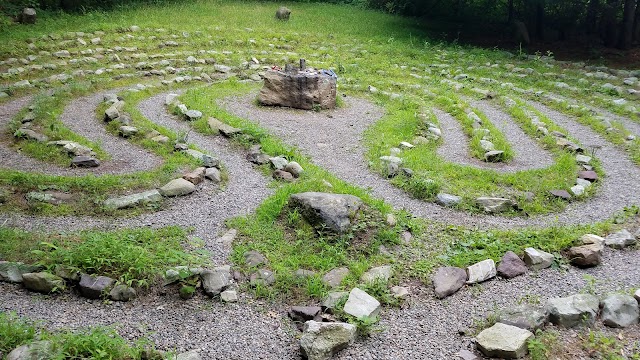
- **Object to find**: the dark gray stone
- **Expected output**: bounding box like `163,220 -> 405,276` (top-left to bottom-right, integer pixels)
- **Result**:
433,266 -> 467,299
498,304 -> 547,331
289,192 -> 362,233
258,70 -> 336,110
22,272 -> 65,294
79,274 -> 115,299
71,156 -> 100,168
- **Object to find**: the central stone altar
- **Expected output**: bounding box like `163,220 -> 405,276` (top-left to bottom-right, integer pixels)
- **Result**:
257,60 -> 337,110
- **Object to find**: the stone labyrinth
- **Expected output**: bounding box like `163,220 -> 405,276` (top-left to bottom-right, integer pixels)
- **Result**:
1,22 -> 640,360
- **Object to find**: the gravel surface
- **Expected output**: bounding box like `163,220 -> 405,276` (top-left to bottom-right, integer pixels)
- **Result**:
0,92 -> 163,175
1,246 -> 637,359
434,99 -> 554,172
221,93 -> 640,229
0,92 -> 273,264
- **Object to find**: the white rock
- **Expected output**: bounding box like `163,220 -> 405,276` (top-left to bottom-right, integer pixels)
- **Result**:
343,288 -> 380,319
466,259 -> 496,284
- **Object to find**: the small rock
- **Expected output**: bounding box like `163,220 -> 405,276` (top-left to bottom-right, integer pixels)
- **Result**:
0,261 -> 40,283
273,169 -> 295,182
104,105 -> 120,121
322,291 -> 348,311
604,229 -> 636,249
497,251 -> 527,278
159,178 -> 196,197
466,259 -> 496,284
390,286 -> 409,299
300,321 -> 356,360
567,244 -> 601,268
250,268 -> 275,286
201,154 -> 220,168
109,284 -> 136,301
601,294 -> 639,328
436,193 -> 461,207
455,349 -> 480,360
360,265 -> 392,284
570,185 -> 585,196
269,156 -> 289,170
184,110 -> 202,121
119,125 -> 138,137
220,289 -> 238,302
343,287 -> 380,319
549,189 -> 571,199
204,167 -> 222,183
433,266 -> 467,299
289,306 -> 322,323
6,341 -> 52,360
322,267 -> 349,288
71,156 -> 100,168
183,167 -> 206,185
244,251 -> 266,267
79,274 -> 115,299
175,350 -> 201,360
578,170 -> 598,181
576,154 -> 591,164
523,248 -> 554,270
385,214 -> 396,226
546,294 -> 599,327
104,190 -> 162,210
498,304 -> 547,331
295,269 -> 317,278
476,323 -> 533,359
284,161 -> 304,177
22,272 -> 65,294
201,266 -> 232,296
580,234 -> 605,250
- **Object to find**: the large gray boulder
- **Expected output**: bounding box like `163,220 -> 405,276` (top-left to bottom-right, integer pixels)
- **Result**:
546,294 -> 599,327
300,321 -> 356,360
476,197 -> 515,213
22,272 -> 65,294
79,274 -> 115,299
601,294 -> 639,328
201,266 -> 232,296
433,266 -> 467,299
7,341 -> 51,360
258,69 -> 336,110
604,229 -> 636,249
0,261 -> 40,283
476,323 -> 533,359
343,287 -> 380,319
289,192 -> 362,233
103,190 -> 162,210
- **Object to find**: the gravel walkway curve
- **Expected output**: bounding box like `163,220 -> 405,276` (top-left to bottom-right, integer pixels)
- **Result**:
0,92 -> 163,176
0,92 -> 273,264
221,93 -> 640,229
434,99 -> 554,172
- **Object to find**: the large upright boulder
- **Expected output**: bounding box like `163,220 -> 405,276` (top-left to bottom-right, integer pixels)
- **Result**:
289,192 -> 362,233
19,8 -> 37,24
258,69 -> 336,110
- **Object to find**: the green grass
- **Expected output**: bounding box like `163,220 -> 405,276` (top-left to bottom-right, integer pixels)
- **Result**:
0,312 -> 156,360
0,226 -> 207,287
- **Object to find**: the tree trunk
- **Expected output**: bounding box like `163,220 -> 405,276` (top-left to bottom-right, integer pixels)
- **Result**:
508,0 -> 514,23
603,0 -> 620,47
633,0 -> 640,41
535,0 -> 545,40
586,0 -> 601,34
618,0 -> 637,48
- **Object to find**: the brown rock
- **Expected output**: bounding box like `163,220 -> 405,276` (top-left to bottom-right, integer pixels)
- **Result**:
578,170 -> 598,181
567,244 -> 601,268
183,167 -> 206,185
549,189 -> 571,200
433,267 -> 467,299
273,170 -> 294,182
497,251 -> 527,278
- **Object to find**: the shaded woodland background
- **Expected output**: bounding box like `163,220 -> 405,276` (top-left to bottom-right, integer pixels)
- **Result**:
3,0 -> 640,59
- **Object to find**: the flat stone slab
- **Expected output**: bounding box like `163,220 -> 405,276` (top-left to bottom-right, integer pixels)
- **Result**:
343,287 -> 380,319
104,189 -> 162,209
476,322 -> 533,359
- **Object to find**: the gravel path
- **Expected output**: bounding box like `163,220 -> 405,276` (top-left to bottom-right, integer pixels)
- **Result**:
0,92 -> 273,264
434,99 -> 554,172
0,92 -> 163,175
221,92 -> 640,229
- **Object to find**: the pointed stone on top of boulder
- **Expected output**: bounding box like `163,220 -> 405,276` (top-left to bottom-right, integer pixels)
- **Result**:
497,251 -> 527,278
433,266 -> 467,299
476,323 -> 534,359
289,192 -> 362,233
343,287 -> 380,319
